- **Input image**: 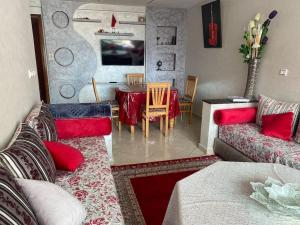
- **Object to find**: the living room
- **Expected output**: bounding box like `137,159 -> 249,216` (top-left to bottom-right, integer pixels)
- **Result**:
1,0 -> 300,225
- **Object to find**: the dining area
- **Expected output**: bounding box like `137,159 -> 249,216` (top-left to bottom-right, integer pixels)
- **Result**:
92,73 -> 198,138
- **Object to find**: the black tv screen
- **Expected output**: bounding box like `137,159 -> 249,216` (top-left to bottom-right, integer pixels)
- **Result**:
101,39 -> 144,66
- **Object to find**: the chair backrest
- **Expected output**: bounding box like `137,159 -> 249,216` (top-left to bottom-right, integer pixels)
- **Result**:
127,73 -> 144,86
146,82 -> 171,115
92,78 -> 100,103
184,75 -> 198,102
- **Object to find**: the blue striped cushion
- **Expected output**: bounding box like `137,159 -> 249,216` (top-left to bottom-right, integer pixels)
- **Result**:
0,167 -> 38,225
0,124 -> 56,182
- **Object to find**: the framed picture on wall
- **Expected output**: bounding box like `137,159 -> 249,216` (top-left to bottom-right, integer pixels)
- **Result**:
202,0 -> 222,48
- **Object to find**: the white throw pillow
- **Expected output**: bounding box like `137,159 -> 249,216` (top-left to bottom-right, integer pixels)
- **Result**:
16,179 -> 86,225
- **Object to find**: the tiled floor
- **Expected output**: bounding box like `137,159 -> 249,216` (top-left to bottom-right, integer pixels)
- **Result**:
111,115 -> 206,165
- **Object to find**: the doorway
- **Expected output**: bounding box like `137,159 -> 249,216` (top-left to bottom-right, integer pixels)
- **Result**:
31,14 -> 50,103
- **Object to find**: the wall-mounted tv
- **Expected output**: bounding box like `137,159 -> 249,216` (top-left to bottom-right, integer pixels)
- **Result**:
101,39 -> 144,66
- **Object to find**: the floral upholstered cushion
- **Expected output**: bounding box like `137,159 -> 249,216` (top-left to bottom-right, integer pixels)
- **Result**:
295,124 -> 300,144
219,123 -> 300,170
55,137 -> 124,225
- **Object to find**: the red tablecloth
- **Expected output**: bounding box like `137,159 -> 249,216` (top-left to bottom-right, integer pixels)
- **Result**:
116,86 -> 180,126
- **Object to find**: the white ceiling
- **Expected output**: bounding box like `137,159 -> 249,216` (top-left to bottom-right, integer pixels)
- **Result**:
64,0 -> 202,9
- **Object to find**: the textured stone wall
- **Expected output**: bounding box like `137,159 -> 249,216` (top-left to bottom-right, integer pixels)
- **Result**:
146,7 -> 187,95
41,0 -> 145,103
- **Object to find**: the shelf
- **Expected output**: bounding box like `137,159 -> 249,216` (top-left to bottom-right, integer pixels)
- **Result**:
119,21 -> 146,25
94,32 -> 134,37
157,26 -> 177,46
73,18 -> 102,23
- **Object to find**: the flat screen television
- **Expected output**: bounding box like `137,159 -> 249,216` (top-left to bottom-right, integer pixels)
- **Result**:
101,39 -> 144,66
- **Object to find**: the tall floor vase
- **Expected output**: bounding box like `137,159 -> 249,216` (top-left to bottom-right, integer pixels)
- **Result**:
244,58 -> 260,99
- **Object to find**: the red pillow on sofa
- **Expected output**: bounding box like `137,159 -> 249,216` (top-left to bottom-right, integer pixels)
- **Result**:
261,112 -> 294,141
43,141 -> 84,172
214,107 -> 257,125
55,117 -> 112,139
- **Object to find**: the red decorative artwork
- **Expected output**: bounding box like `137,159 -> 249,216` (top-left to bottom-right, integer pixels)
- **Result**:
202,0 -> 222,48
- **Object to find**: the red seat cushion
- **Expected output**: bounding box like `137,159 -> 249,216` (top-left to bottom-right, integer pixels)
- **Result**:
43,141 -> 84,172
261,112 -> 294,141
55,117 -> 112,139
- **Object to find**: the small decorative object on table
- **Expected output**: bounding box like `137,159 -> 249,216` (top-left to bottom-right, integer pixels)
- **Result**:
250,177 -> 300,219
239,10 -> 278,100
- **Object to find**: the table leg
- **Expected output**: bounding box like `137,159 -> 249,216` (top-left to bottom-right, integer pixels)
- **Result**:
130,125 -> 135,134
169,118 -> 175,129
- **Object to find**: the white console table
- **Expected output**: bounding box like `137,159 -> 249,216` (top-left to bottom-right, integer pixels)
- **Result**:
199,99 -> 258,155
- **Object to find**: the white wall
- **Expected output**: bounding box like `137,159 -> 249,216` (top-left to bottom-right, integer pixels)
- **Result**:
186,0 -> 300,116
29,0 -> 42,14
0,0 -> 40,148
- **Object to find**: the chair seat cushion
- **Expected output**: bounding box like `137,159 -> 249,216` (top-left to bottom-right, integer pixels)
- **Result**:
219,123 -> 300,170
101,99 -> 119,107
179,97 -> 192,103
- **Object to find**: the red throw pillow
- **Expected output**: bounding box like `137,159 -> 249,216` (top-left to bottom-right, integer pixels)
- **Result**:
43,141 -> 84,172
261,112 -> 294,141
214,107 -> 257,125
55,117 -> 112,139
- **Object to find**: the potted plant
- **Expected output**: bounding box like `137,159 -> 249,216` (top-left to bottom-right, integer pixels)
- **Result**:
239,10 -> 278,99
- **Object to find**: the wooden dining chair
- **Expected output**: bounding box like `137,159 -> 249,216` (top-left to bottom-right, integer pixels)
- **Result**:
179,75 -> 198,123
142,82 -> 171,138
127,73 -> 144,86
92,78 -> 121,131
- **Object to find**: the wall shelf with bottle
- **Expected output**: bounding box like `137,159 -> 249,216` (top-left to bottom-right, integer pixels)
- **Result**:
156,26 -> 177,46
72,18 -> 102,23
94,32 -> 134,37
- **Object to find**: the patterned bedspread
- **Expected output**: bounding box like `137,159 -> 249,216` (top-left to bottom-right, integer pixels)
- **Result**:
219,123 -> 300,170
55,137 -> 124,225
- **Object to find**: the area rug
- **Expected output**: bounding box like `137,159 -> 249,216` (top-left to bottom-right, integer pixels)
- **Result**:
111,155 -> 221,225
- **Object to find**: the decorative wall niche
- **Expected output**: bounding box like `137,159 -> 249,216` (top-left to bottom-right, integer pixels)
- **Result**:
157,53 -> 176,71
157,26 -> 177,46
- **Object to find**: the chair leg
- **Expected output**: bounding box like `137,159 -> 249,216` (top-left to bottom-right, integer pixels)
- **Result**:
142,118 -> 145,132
145,118 -> 149,138
130,125 -> 135,134
189,105 -> 193,124
165,116 -> 169,136
169,118 -> 174,129
118,120 -> 122,132
160,117 -> 164,131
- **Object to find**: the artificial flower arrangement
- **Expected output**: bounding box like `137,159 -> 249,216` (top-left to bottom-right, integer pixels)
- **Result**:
239,10 -> 278,63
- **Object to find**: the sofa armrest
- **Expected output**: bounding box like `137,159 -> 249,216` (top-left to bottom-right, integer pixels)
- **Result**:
55,117 -> 112,139
214,107 -> 257,125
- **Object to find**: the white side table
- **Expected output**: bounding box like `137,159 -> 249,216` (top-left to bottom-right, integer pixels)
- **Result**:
199,99 -> 257,155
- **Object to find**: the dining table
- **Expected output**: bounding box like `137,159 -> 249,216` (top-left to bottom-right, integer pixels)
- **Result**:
115,85 -> 180,133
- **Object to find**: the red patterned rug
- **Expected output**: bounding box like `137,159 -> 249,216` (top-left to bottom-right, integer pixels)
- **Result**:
111,156 -> 221,225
